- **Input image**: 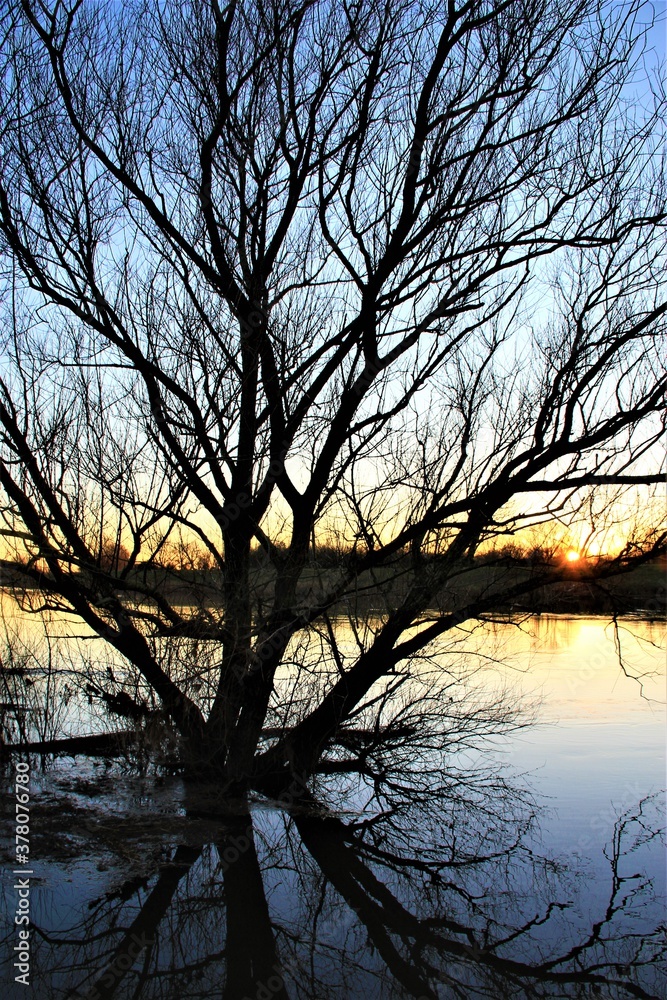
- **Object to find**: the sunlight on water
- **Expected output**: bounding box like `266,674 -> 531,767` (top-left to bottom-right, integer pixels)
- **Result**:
1,604 -> 665,999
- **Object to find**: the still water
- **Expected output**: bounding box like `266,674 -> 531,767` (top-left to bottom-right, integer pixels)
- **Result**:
0,613 -> 665,999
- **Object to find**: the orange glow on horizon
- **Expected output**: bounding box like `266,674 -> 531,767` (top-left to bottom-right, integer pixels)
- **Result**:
565,550 -> 581,563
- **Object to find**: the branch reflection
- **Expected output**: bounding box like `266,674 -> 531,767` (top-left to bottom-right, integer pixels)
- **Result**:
2,764 -> 663,1000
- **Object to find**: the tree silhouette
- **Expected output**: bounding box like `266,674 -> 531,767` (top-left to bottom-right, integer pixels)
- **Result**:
0,0 -> 664,789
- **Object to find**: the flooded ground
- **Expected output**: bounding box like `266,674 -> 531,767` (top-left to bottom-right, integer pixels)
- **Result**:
0,614 -> 665,999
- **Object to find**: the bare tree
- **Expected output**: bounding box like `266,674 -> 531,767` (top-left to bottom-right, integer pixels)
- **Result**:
0,0 -> 664,790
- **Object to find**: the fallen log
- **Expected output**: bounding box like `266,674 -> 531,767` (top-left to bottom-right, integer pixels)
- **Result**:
1,730 -> 137,757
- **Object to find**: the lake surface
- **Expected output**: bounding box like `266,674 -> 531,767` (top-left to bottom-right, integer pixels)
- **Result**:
0,613 -> 665,999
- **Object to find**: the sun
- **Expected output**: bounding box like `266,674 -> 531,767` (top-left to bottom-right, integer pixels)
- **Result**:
565,550 -> 581,563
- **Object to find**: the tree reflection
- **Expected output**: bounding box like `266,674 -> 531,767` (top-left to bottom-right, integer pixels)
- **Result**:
2,759 -> 663,1000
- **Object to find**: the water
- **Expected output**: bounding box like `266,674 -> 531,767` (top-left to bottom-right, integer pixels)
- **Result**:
0,612 -> 665,999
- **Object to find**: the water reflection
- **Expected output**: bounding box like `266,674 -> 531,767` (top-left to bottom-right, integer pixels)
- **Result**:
1,765 -> 664,1000
1,614 -> 664,997
2,610 -> 663,744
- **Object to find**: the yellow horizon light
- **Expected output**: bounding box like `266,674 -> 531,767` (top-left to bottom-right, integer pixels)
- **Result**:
565,550 -> 581,563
